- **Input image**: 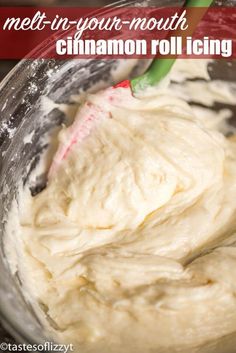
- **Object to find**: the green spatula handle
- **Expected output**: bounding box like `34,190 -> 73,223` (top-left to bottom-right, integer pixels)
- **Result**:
131,0 -> 214,92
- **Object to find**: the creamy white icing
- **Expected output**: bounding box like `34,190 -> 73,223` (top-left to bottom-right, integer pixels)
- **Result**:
5,59 -> 236,353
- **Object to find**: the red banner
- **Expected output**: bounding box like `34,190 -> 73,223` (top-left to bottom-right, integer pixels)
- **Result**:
0,7 -> 235,59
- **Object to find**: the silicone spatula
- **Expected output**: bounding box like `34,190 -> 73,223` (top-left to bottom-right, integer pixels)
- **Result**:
48,0 -> 213,177
130,0 -> 214,92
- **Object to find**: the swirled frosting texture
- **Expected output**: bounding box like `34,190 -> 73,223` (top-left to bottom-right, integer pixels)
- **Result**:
6,60 -> 236,353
